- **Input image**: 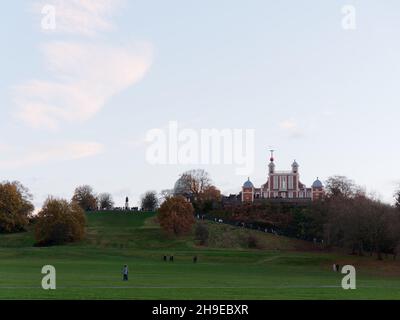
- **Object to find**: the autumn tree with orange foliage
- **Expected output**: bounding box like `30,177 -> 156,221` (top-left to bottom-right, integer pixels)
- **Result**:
158,196 -> 195,236
197,185 -> 221,212
35,197 -> 86,246
0,181 -> 34,233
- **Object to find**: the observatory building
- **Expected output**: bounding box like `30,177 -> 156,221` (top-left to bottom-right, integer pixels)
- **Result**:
242,151 -> 324,203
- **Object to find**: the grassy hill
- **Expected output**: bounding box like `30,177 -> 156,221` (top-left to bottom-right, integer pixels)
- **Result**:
0,211 -> 400,299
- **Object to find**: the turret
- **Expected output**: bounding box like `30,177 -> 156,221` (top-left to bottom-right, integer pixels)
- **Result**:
268,149 -> 275,174
243,177 -> 254,188
311,177 -> 323,189
242,177 -> 255,202
311,177 -> 325,201
292,160 -> 299,174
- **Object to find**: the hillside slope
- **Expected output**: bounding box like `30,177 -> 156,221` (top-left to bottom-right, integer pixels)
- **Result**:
82,211 -> 318,252
0,212 -> 399,299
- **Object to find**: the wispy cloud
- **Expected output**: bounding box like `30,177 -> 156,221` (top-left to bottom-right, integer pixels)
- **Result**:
0,142 -> 104,169
14,41 -> 152,129
14,0 -> 153,130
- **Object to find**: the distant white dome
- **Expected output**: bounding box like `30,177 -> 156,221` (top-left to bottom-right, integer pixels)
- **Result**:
173,177 -> 190,195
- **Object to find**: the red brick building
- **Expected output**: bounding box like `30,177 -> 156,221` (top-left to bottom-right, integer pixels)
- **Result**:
241,151 -> 324,202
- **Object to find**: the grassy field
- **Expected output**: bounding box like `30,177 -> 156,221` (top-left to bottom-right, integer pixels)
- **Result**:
0,212 -> 400,300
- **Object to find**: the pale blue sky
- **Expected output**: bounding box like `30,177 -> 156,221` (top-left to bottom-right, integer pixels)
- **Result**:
1,0 -> 400,209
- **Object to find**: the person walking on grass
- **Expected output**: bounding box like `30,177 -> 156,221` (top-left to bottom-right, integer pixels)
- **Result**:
122,264 -> 129,281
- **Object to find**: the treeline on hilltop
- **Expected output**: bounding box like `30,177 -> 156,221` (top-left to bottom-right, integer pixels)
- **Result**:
0,181 -> 161,247
1,171 -> 400,259
156,170 -> 400,260
205,176 -> 400,260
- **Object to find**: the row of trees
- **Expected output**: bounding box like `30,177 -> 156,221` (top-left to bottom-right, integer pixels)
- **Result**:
72,185 -> 160,212
2,172 -> 399,252
0,176 -> 201,246
0,181 -> 86,246
206,175 -> 400,260
40,169 -> 222,218
311,176 -> 400,259
0,180 -> 173,246
71,185 -> 113,211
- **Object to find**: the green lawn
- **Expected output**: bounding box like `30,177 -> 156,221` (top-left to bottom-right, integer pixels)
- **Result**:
0,212 -> 400,299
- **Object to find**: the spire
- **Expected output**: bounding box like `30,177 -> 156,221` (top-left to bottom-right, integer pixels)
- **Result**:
269,149 -> 274,162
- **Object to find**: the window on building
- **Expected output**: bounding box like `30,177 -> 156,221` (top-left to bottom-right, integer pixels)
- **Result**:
288,176 -> 294,189
273,176 -> 279,190
281,176 -> 287,190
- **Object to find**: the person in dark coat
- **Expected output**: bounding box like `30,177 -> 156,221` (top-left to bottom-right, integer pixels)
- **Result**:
122,264 -> 129,281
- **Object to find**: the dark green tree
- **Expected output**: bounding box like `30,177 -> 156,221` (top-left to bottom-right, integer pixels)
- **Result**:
140,191 -> 159,211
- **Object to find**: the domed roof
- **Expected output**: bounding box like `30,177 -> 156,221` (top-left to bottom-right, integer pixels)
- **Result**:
312,178 -> 323,188
173,176 -> 190,195
243,178 -> 254,188
292,160 -> 299,167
